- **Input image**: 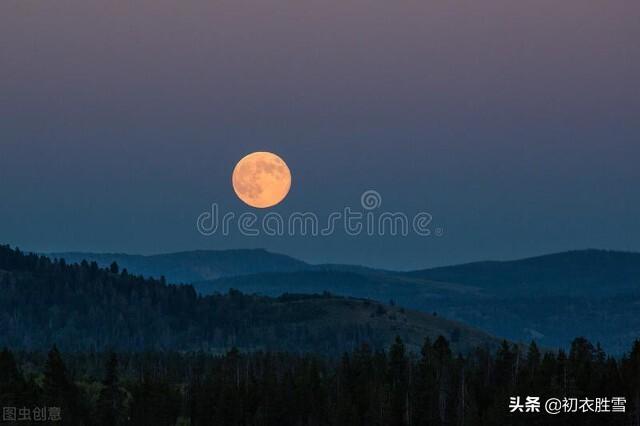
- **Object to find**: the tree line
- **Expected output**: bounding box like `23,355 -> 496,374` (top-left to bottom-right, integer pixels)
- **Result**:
2,335 -> 640,425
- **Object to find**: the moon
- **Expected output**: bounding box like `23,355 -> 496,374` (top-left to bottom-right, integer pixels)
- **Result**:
232,152 -> 292,208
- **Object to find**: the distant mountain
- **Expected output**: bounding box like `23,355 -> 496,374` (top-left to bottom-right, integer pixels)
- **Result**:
409,249 -> 640,296
46,247 -> 640,352
1,245 -> 499,356
50,249 -> 309,283
51,248 -> 640,297
194,249 -> 640,353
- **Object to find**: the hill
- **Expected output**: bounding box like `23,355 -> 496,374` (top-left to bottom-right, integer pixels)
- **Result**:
51,248 -> 640,297
195,249 -> 640,353
1,245 -> 499,356
49,249 -> 309,283
196,269 -> 481,298
409,249 -> 640,296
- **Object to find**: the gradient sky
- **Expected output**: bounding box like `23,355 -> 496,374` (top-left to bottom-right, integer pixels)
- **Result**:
1,0 -> 639,269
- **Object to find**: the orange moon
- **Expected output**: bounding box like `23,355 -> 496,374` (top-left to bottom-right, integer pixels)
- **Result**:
232,152 -> 292,208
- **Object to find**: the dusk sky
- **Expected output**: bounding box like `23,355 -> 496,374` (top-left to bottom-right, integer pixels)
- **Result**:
1,0 -> 639,269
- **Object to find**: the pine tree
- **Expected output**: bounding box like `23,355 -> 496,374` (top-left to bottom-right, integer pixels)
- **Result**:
413,338 -> 436,425
568,337 -> 595,395
129,374 -> 181,426
0,348 -> 27,408
96,353 -> 125,426
42,345 -> 80,425
494,340 -> 515,389
624,340 -> 640,425
432,336 -> 454,425
388,336 -> 409,426
525,340 -> 541,388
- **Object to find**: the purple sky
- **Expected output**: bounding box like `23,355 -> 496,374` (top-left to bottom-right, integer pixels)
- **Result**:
1,0 -> 639,269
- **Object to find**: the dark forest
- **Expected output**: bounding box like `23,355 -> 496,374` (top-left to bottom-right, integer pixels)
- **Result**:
2,336 -> 640,425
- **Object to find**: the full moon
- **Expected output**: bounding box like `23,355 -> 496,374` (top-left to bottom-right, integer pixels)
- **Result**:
232,152 -> 292,208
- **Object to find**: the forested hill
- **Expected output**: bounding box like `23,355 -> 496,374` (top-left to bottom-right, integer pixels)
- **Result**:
409,249 -> 640,296
51,248 -> 640,298
191,250 -> 640,353
0,245 -> 499,355
49,249 -> 309,283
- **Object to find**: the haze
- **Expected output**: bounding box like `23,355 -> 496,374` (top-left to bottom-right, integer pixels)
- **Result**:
1,0 -> 638,269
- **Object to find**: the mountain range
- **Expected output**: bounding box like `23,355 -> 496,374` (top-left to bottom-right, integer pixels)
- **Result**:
49,248 -> 640,353
1,245 -> 499,356
409,249 -> 640,296
50,249 -> 309,283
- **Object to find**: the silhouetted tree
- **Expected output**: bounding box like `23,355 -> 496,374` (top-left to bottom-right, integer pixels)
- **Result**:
96,352 -> 125,426
42,346 -> 80,425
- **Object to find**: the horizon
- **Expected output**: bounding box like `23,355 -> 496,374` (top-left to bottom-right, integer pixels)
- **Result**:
39,244 -> 640,272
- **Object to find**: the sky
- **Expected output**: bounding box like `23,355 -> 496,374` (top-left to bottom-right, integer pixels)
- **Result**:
1,0 -> 639,270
